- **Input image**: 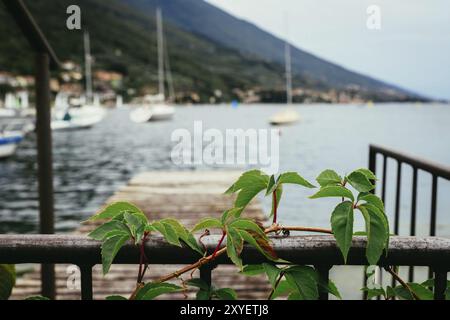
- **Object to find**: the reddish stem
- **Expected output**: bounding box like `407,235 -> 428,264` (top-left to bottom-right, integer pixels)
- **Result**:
212,231 -> 226,259
272,190 -> 278,225
137,232 -> 150,283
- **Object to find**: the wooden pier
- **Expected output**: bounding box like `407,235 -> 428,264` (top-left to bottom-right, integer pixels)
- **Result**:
11,171 -> 270,300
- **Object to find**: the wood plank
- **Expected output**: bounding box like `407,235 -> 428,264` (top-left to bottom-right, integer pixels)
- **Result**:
11,171 -> 270,300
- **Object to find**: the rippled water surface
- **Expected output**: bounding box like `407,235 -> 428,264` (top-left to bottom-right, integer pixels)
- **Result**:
1,103 -> 450,237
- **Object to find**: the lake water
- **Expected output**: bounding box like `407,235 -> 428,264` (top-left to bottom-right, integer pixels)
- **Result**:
1,103 -> 450,238
1,103 -> 449,299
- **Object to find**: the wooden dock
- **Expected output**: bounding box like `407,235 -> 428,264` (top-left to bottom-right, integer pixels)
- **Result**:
11,171 -> 270,300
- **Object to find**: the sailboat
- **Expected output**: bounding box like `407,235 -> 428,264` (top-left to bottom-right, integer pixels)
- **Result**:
52,31 -> 106,131
130,8 -> 175,123
0,123 -> 24,159
269,40 -> 300,126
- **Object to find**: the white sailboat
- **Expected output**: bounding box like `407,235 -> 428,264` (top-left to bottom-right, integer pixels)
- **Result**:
269,39 -> 300,126
52,31 -> 106,131
0,125 -> 24,159
130,8 -> 175,123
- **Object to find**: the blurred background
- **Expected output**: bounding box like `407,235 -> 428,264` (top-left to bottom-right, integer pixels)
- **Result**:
0,1 -> 449,298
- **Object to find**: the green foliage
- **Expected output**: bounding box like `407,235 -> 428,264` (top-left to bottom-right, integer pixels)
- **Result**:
226,170 -> 314,222
24,296 -> 51,300
0,265 -> 15,300
106,295 -> 128,300
363,280 -> 435,301
83,167 -> 405,301
187,279 -> 237,300
310,186 -> 354,201
225,170 -> 270,211
135,283 -> 182,300
346,171 -> 375,193
244,263 -> 341,300
316,170 -> 342,187
311,169 -> 389,265
330,202 -> 354,263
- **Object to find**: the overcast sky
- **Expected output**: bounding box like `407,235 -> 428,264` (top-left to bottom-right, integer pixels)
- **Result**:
206,0 -> 450,99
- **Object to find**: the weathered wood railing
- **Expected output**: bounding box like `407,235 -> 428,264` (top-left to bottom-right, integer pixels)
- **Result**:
1,235 -> 449,300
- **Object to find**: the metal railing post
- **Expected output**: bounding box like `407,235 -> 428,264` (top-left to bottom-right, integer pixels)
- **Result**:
315,265 -> 332,301
35,52 -> 55,299
79,265 -> 94,300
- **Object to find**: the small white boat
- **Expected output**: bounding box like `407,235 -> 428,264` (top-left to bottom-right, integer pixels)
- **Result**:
0,132 -> 23,159
270,109 -> 300,126
130,104 -> 175,123
52,104 -> 106,132
130,8 -> 176,123
3,120 -> 35,136
0,108 -> 17,118
269,33 -> 300,126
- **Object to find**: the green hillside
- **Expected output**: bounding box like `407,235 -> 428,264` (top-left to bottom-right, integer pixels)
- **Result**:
0,0 -> 426,102
0,0 -> 313,102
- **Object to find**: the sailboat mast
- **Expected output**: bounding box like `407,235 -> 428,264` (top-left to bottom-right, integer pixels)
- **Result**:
84,30 -> 93,104
285,41 -> 293,105
156,8 -> 165,98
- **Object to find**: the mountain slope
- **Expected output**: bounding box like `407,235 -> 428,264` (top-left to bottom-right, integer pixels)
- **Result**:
1,0 -> 299,101
126,0 -> 422,100
0,0 -> 424,102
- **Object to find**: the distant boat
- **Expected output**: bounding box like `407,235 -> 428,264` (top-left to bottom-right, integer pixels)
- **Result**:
270,109 -> 300,126
269,32 -> 300,126
51,32 -> 106,131
52,105 -> 105,131
0,130 -> 23,159
130,8 -> 175,123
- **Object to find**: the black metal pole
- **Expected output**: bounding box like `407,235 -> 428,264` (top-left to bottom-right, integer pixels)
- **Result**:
35,52 -> 55,299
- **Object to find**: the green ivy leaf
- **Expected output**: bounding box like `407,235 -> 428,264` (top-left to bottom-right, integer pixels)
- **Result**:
270,281 -> 293,300
270,185 -> 283,218
151,221 -> 181,247
394,283 -> 434,300
191,218 -> 223,233
326,280 -> 342,300
226,227 -> 244,269
101,234 -> 130,275
362,287 -> 386,300
225,170 -> 270,209
221,208 -> 243,225
359,204 -> 389,265
288,291 -> 303,300
0,264 -> 15,300
241,265 -> 265,276
196,289 -> 211,300
316,170 -> 342,187
90,202 -> 145,221
331,201 -> 354,263
355,168 -> 377,181
25,296 -> 51,300
265,175 -> 277,195
186,278 -> 210,291
346,171 -> 374,193
88,220 -> 131,241
124,212 -> 147,244
229,219 -> 265,238
237,229 -> 278,262
159,219 -> 204,254
214,288 -> 238,300
263,263 -> 282,288
358,193 -> 385,212
310,186 -> 354,202
161,222 -> 182,247
277,172 -> 316,188
106,295 -> 128,300
284,266 -> 319,300
135,283 -> 182,300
